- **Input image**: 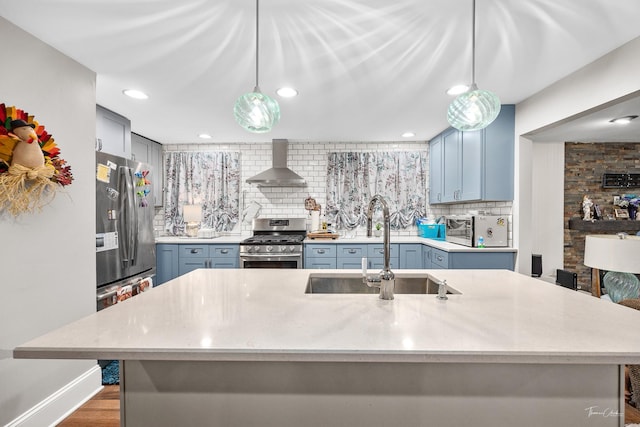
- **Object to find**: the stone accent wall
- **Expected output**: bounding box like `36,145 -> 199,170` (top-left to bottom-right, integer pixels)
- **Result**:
564,142 -> 640,290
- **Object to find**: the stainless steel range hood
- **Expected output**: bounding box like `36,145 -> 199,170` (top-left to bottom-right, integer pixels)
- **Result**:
246,139 -> 306,187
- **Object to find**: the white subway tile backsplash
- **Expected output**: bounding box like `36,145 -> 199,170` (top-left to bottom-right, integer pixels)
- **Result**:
154,141 -> 512,240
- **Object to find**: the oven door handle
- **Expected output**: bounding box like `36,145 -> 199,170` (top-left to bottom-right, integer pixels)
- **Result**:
240,253 -> 302,258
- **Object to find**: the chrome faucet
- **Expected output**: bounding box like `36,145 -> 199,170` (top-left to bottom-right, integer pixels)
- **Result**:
362,194 -> 395,300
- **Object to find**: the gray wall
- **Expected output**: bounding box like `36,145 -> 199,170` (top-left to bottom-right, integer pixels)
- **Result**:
0,18 -> 98,425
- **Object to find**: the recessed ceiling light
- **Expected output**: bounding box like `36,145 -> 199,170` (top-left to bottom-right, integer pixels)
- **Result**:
276,87 -> 298,98
123,89 -> 148,99
446,84 -> 470,96
609,115 -> 638,124
198,133 -> 212,139
402,132 -> 416,138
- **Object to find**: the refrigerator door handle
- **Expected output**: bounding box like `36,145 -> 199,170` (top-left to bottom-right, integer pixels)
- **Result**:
118,166 -> 131,267
118,166 -> 138,267
129,168 -> 139,266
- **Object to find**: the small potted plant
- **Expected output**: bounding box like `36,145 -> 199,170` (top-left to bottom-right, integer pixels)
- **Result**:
374,222 -> 382,237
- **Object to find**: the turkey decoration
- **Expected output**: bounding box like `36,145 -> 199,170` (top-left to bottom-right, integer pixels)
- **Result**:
0,103 -> 73,216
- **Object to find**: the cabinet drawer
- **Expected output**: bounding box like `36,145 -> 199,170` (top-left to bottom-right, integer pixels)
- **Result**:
179,245 -> 208,259
305,245 -> 337,258
367,244 -> 399,258
336,244 -> 367,259
210,245 -> 239,259
431,248 -> 449,268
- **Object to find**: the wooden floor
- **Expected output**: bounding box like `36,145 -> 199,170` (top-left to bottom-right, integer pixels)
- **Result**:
57,384 -> 640,426
57,385 -> 119,427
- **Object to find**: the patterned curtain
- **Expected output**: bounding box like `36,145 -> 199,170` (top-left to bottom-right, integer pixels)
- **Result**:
164,151 -> 240,235
326,151 -> 427,230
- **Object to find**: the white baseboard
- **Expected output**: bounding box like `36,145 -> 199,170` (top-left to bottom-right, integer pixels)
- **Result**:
6,365 -> 103,427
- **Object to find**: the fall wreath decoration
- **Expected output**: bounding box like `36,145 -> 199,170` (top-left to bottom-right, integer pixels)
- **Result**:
0,103 -> 73,216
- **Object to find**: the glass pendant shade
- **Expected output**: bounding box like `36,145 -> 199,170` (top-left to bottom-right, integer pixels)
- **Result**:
447,85 -> 501,131
234,87 -> 280,133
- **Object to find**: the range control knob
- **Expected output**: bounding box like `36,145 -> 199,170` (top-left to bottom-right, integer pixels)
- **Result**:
289,246 -> 296,252
253,246 -> 261,253
279,245 -> 286,252
266,245 -> 273,252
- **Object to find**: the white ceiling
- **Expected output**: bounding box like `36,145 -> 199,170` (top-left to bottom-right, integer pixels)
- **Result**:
2,0 -> 640,144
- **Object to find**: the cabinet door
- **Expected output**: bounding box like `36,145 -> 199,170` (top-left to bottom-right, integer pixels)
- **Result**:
305,258 -> 337,269
367,244 -> 399,269
210,260 -> 238,269
336,259 -> 364,269
369,258 -> 398,270
179,259 -> 208,275
131,133 -> 164,206
483,104 -> 515,201
131,133 -> 150,163
178,244 -> 208,275
459,130 -> 482,201
96,105 -> 131,158
156,244 -> 179,285
441,129 -> 460,202
431,248 -> 449,269
400,244 -> 423,269
210,245 -> 239,269
150,141 -> 163,207
429,135 -> 443,204
423,246 -> 433,269
449,252 -> 515,270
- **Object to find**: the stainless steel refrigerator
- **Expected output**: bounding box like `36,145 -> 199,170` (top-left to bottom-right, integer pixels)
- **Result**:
96,151 -> 156,311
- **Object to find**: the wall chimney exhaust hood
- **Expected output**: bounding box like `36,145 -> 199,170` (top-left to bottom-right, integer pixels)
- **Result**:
246,139 -> 306,187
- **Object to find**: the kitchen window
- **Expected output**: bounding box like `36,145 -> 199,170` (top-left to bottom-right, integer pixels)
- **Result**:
326,151 -> 427,230
164,151 -> 240,235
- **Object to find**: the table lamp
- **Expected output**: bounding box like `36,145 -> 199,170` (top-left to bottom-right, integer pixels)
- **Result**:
183,204 -> 202,237
584,234 -> 640,300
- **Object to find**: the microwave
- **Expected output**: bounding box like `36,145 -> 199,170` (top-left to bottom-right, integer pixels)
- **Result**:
445,215 -> 508,247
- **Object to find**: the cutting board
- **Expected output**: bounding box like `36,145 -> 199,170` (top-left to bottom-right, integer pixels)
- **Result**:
307,231 -> 339,240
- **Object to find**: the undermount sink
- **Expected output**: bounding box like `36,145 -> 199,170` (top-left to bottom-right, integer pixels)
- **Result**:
305,273 -> 460,295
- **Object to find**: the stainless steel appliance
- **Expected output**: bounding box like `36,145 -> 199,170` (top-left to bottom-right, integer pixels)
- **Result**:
445,214 -> 508,247
240,218 -> 306,268
96,151 -> 156,310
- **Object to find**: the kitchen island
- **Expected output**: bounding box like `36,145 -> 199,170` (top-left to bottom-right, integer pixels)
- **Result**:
14,269 -> 640,426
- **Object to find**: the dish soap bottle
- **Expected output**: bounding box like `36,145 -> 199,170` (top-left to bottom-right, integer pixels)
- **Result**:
477,236 -> 485,248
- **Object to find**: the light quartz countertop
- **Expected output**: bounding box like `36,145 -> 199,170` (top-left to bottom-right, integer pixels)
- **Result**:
156,235 -> 517,253
14,269 -> 640,364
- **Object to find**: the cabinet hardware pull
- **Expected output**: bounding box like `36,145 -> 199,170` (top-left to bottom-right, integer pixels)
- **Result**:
317,249 -> 325,254
221,249 -> 228,254
190,249 -> 199,254
348,249 -> 356,254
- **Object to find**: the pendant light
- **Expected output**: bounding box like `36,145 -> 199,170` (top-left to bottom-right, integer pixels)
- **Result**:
234,0 -> 280,133
447,0 -> 500,131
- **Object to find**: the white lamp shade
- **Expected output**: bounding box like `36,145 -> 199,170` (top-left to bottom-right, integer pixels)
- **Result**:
584,234 -> 640,274
183,204 -> 202,223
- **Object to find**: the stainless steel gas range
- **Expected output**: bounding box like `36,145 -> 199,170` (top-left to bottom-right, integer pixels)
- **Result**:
239,218 -> 307,268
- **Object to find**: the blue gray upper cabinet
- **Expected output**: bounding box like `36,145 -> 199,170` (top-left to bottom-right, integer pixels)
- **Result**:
429,105 -> 514,204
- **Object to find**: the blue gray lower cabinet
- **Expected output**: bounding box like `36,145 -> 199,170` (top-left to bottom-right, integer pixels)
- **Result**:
304,242 -> 515,271
156,244 -> 180,285
155,243 -> 239,285
304,244 -> 337,269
